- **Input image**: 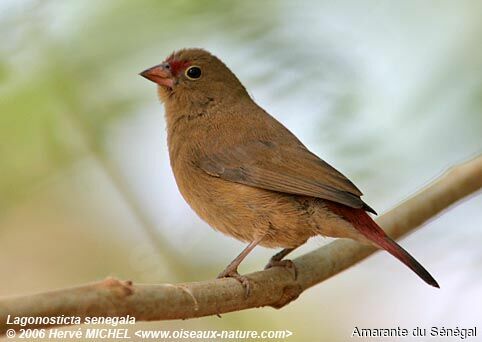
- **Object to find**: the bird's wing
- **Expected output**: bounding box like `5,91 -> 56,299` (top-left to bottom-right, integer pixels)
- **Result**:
199,140 -> 376,213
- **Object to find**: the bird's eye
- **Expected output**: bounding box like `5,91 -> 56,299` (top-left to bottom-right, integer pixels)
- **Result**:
185,66 -> 202,80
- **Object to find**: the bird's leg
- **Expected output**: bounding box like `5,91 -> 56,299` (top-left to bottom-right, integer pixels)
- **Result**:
217,236 -> 264,298
264,247 -> 298,280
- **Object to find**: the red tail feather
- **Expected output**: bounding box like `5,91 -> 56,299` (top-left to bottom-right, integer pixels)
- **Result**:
325,201 -> 439,288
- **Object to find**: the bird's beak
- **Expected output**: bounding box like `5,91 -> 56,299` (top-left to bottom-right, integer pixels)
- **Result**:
139,63 -> 174,88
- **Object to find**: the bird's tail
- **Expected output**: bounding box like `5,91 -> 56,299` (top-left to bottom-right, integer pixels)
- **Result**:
325,202 -> 439,288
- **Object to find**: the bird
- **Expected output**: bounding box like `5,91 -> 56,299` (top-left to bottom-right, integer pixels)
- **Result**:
140,48 -> 439,294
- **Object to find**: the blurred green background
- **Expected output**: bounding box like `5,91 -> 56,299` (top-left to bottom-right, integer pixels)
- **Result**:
1,0 -> 481,341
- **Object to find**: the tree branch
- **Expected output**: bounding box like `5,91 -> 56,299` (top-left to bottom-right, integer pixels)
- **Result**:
63,109 -> 194,280
1,155 -> 481,335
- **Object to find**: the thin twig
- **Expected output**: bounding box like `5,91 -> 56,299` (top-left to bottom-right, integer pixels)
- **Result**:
0,155 -> 480,335
63,109 -> 192,280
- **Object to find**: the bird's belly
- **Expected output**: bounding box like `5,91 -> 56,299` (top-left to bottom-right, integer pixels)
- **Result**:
174,169 -> 319,248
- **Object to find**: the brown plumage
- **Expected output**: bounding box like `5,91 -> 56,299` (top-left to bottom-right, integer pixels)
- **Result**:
140,48 -> 438,292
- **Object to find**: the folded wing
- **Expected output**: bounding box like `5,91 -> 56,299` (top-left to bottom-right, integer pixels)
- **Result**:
199,140 -> 376,213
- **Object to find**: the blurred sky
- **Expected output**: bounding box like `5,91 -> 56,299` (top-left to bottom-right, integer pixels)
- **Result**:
0,1 -> 481,341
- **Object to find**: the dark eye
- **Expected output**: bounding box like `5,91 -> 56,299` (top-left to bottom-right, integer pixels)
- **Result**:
185,66 -> 202,80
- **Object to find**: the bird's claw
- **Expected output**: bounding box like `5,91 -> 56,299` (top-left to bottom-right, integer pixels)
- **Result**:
217,269 -> 252,298
264,259 -> 298,280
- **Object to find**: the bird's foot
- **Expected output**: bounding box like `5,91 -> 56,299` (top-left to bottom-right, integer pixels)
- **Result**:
217,268 -> 252,298
264,258 -> 298,280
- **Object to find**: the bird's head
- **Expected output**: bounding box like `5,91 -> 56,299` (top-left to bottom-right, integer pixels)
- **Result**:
140,48 -> 248,106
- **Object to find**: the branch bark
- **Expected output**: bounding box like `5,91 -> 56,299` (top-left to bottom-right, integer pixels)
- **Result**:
1,155 -> 481,335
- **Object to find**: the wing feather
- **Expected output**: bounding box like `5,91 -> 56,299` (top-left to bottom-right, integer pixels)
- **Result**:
199,140 -> 375,213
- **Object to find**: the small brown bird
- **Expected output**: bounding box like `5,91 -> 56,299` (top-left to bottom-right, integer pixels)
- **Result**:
140,48 -> 439,292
